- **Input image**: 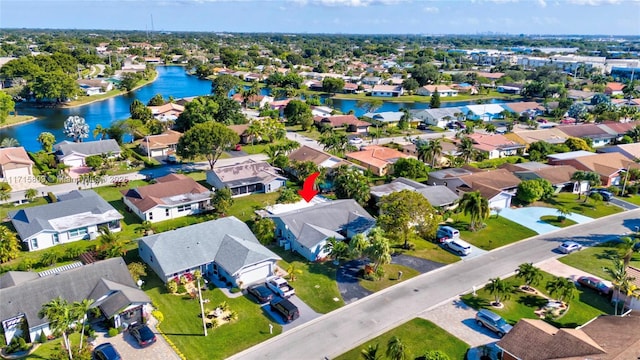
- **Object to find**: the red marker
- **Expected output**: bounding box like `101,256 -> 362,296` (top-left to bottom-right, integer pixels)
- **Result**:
298,172 -> 320,202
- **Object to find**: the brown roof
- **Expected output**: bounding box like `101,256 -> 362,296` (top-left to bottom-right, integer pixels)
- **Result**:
138,130 -> 182,150
147,103 -> 184,115
598,121 -> 639,135
121,174 -> 210,212
313,115 -> 370,128
0,147 -> 33,167
571,153 -> 639,176
557,124 -> 612,139
530,165 -> 579,185
511,128 -> 569,144
211,160 -> 283,185
459,168 -> 521,191
475,71 -> 505,80
228,124 -> 249,136
504,101 -> 545,114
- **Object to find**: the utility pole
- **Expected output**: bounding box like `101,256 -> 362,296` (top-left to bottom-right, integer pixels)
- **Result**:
197,276 -> 207,336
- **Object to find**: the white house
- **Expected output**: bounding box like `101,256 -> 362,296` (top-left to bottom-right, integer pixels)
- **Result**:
137,130 -> 182,159
269,200 -> 376,262
411,108 -> 462,128
9,190 -> 123,251
462,104 -> 506,122
122,174 -> 211,223
53,140 -> 121,168
206,159 -> 286,196
371,85 -> 403,97
416,85 -> 458,97
138,217 -> 281,288
0,147 -> 34,181
76,79 -> 114,96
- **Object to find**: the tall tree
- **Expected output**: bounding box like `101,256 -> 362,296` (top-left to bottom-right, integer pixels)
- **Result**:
333,165 -> 371,206
616,236 -> 640,266
378,189 -> 439,248
129,99 -> 153,121
283,100 -> 313,130
0,91 -> 15,123
63,116 -> 89,142
322,77 -> 345,95
147,93 -> 165,106
487,277 -> 512,306
175,96 -> 220,131
251,217 -> 276,245
211,74 -> 240,98
37,132 -> 56,152
0,137 -> 19,148
545,276 -> 576,304
177,121 -> 239,169
0,225 -> 20,263
39,297 -> 74,360
458,191 -> 490,231
212,187 -> 234,216
419,138 -> 443,167
92,124 -> 108,141
429,89 -> 441,108
515,263 -> 543,290
323,236 -> 349,265
456,137 -> 475,164
365,228 -> 392,272
605,259 -> 628,315
71,299 -> 94,349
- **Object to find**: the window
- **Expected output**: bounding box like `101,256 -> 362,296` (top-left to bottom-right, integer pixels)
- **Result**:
165,209 -> 170,216
52,234 -> 59,244
177,204 -> 191,212
31,238 -> 38,249
148,212 -> 153,220
68,228 -> 88,237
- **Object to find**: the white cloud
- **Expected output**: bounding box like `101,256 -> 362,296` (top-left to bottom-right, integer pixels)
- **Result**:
566,0 -> 621,5
537,0 -> 547,7
423,6 -> 439,13
290,0 -> 410,6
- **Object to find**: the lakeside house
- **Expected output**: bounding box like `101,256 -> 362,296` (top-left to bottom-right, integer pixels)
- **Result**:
137,129 -> 182,159
0,147 -> 34,181
206,159 -> 286,196
53,140 -> 121,168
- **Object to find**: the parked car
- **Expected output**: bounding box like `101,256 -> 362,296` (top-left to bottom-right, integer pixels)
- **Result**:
445,238 -> 472,256
233,144 -> 242,151
556,241 -> 582,254
270,297 -> 300,323
576,276 -> 612,295
266,276 -> 295,298
475,309 -> 513,338
128,323 -> 156,348
247,284 -> 274,304
437,226 -> 460,242
417,123 -> 429,130
589,188 -> 613,201
93,343 -> 121,360
455,121 -> 467,129
349,137 -> 363,145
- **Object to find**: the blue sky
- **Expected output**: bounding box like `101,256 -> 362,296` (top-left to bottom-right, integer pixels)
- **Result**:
2,0 -> 639,35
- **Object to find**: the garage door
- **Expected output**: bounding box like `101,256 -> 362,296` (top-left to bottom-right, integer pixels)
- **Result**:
238,263 -> 272,287
5,167 -> 31,178
64,158 -> 85,168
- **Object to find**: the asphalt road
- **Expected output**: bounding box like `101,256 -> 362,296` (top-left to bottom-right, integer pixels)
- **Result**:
228,210 -> 640,360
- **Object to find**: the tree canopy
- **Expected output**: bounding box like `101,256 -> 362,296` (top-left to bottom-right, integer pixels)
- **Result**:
177,121 -> 239,169
378,189 -> 439,248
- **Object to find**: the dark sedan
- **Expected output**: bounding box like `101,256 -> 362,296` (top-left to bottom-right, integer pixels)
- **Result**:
247,284 -> 274,304
93,343 -> 121,360
129,323 -> 157,348
577,276 -> 612,295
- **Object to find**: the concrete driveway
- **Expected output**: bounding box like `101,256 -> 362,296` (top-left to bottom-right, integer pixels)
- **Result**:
91,318 -> 180,360
260,295 -> 322,332
499,207 -> 593,234
537,258 -> 613,286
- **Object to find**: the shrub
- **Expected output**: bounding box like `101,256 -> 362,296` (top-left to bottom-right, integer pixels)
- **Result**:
627,185 -> 639,195
177,285 -> 187,294
607,186 -> 620,196
47,192 -> 57,203
39,331 -> 47,344
107,328 -> 119,337
5,336 -> 30,353
152,309 -> 164,323
17,259 -> 35,271
166,280 -> 178,294
217,301 -> 229,311
230,287 -> 241,293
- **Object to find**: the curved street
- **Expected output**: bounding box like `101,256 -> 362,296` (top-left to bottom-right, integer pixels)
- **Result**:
228,210 -> 640,360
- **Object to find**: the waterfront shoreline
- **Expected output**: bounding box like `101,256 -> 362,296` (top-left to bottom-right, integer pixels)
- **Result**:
0,115 -> 38,129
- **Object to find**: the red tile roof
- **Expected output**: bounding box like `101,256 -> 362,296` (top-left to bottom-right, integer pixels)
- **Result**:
313,115 -> 370,128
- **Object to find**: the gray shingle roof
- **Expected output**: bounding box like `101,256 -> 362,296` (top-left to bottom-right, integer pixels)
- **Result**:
370,178 -> 458,207
138,217 -> 281,277
269,200 -> 375,246
0,258 -> 148,330
0,271 -> 39,289
9,190 -> 123,240
53,139 -> 121,158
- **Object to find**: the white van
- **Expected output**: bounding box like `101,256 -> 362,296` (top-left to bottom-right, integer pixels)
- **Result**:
437,226 -> 460,241
446,239 -> 472,256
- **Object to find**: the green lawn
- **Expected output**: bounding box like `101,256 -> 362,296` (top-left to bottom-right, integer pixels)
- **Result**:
144,273 -> 280,360
269,246 -> 344,314
0,197 -> 49,222
0,114 -> 37,128
452,214 -> 538,250
335,318 -> 469,360
226,192 -> 280,222
537,193 -> 622,218
330,90 -> 519,103
461,270 -> 615,329
28,332 -> 83,359
540,215 -> 577,228
394,236 -> 460,264
619,195 -> 640,205
558,241 -> 640,281
359,263 -> 419,293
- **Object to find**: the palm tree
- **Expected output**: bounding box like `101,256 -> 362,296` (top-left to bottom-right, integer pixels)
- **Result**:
323,237 -> 349,265
571,171 -> 600,200
0,137 -> 19,148
71,299 -> 94,349
515,263 -> 543,291
605,259 -> 628,315
487,277 -> 512,306
348,233 -> 369,260
626,126 -> 640,143
419,138 -> 443,168
40,297 -> 73,359
286,264 -> 303,282
545,276 -> 576,304
361,343 -> 382,360
97,227 -> 126,258
386,336 -> 407,360
0,190 -> 10,202
484,123 -> 497,133
92,124 -> 108,140
556,207 -> 572,223
616,236 -> 640,266
24,188 -> 38,202
456,137 -> 475,164
458,191 -> 490,231
365,228 -> 391,272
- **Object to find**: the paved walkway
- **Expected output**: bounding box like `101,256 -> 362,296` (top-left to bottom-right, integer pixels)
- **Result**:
537,258 -> 613,286
499,207 -> 593,234
611,197 -> 639,210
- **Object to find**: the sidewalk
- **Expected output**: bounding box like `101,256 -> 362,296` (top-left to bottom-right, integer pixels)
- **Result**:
537,258 -> 613,286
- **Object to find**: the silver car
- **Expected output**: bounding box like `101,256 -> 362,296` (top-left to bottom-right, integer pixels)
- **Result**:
557,241 -> 582,254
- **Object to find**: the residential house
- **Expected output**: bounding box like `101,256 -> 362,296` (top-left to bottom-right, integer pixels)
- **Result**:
598,143 -> 640,161
597,121 -> 639,141
206,159 -> 286,196
497,313 -> 640,360
416,85 -> 459,97
429,168 -> 520,209
138,217 -> 281,288
0,147 -> 34,181
345,145 -> 413,176
362,111 -> 417,127
0,258 -> 150,344
122,174 -> 211,223
400,141 -> 459,167
342,82 -> 359,94
313,115 -> 370,133
451,83 -> 478,95
231,94 -> 274,109
462,104 -> 506,121
53,140 -> 121,168
465,133 -> 526,159
311,106 -> 334,117
497,84 -> 523,95
567,89 -> 596,101
361,76 -> 382,86
228,124 -> 252,144
507,127 -> 569,145
411,108 -> 462,128
507,163 -> 582,193
502,101 -> 545,118
547,151 -> 640,186
9,190 -> 123,251
370,178 -> 459,208
268,200 -> 375,262
137,129 -> 182,159
605,82 -> 625,96
288,145 -> 353,171
76,79 -> 114,96
556,124 -> 616,148
371,85 -> 403,97
147,103 -> 185,122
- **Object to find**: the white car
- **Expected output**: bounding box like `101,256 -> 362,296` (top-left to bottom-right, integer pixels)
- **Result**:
557,241 -> 582,254
348,137 -> 363,145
